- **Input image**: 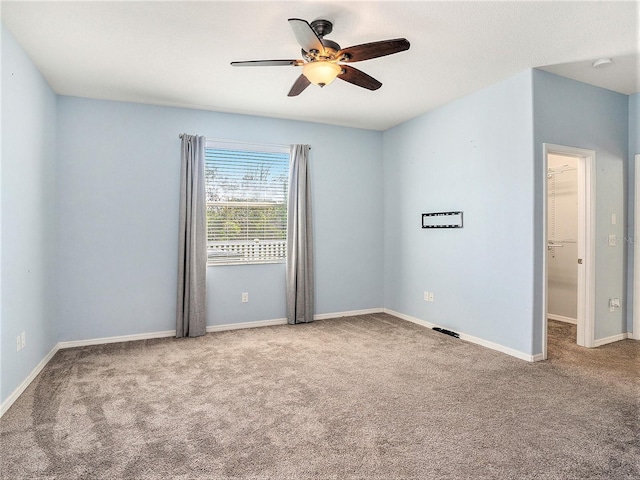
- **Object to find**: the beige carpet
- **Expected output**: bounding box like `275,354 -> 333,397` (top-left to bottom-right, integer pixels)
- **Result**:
1,314 -> 638,479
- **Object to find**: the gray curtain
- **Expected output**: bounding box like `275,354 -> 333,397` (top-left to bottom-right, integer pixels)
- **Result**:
176,134 -> 207,337
286,144 -> 314,324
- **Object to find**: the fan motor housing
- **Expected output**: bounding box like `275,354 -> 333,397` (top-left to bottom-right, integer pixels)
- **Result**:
301,19 -> 341,61
310,19 -> 333,37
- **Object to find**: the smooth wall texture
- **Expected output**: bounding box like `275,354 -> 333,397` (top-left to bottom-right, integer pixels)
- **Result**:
56,97 -> 383,341
533,70 -> 629,344
382,71 -> 535,355
631,94 -> 640,155
1,26 -> 58,404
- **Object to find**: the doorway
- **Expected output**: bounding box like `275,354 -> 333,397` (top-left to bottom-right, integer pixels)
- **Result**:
542,144 -> 596,359
547,154 -> 578,328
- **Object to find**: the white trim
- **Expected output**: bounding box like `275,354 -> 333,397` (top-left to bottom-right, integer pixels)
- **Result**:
57,330 -> 176,349
593,332 -> 628,347
383,308 -> 436,329
383,309 -> 540,362
205,139 -> 290,154
207,318 -> 287,332
0,344 -> 60,417
313,308 -> 384,321
580,148 -> 596,348
633,154 -> 640,341
457,332 -> 540,363
542,144 -> 596,358
547,314 -> 578,325
207,309 -> 386,330
54,310 -> 388,343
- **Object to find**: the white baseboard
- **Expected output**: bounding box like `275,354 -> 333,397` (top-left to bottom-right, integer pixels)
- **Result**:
593,332 -> 628,347
383,308 -> 540,362
458,331 -> 542,362
207,308 -> 385,331
314,308 -> 384,321
207,318 -> 288,332
57,330 -> 176,349
384,309 -> 436,329
629,332 -> 639,340
0,344 -> 60,417
548,314 -> 577,325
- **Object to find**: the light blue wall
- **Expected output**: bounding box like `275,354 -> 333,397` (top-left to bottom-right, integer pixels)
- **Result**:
382,71 -> 535,355
631,94 -> 640,156
1,26 -> 58,404
56,97 -> 383,341
627,93 -> 639,334
532,70 -> 629,344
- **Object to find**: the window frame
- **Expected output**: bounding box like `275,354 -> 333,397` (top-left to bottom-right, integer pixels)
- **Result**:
205,140 -> 290,267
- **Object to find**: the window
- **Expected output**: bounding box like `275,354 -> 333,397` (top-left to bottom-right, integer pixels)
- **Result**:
205,141 -> 290,265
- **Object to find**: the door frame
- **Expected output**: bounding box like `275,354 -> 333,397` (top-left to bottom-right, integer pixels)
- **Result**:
542,143 -> 596,359
633,154 -> 640,340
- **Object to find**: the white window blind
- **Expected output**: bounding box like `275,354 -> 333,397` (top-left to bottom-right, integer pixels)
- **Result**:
205,142 -> 289,265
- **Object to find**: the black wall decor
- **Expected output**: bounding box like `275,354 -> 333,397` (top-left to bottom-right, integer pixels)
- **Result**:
422,211 -> 463,228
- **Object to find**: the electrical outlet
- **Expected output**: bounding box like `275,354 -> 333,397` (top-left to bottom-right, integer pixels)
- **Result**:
608,234 -> 617,246
17,336 -> 21,352
21,332 -> 25,348
609,298 -> 620,312
242,292 -> 249,303
424,291 -> 429,301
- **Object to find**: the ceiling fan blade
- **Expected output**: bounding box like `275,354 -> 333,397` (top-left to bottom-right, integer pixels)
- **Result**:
337,65 -> 382,90
338,38 -> 410,62
288,74 -> 311,97
288,18 -> 324,54
231,60 -> 302,67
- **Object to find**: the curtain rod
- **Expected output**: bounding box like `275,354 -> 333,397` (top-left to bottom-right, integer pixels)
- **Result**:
178,134 -> 310,150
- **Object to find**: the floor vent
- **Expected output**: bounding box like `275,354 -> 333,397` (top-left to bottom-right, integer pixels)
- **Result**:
433,327 -> 460,338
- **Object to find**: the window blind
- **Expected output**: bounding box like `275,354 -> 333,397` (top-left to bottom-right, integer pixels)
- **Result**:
205,146 -> 289,265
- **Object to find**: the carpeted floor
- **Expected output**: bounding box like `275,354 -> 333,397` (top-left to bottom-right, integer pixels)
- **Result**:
1,314 -> 638,479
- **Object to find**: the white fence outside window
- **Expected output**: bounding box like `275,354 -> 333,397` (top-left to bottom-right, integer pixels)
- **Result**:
208,239 -> 286,264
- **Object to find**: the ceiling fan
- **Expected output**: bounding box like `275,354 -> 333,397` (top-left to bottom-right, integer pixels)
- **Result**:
231,18 -> 410,96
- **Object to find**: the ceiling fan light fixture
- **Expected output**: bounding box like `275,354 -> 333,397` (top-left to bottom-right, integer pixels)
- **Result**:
302,61 -> 341,87
231,18 -> 410,96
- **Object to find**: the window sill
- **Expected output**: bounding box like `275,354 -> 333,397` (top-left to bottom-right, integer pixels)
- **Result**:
207,260 -> 286,267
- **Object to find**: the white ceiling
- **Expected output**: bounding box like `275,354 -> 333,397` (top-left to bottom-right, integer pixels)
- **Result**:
1,1 -> 638,131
